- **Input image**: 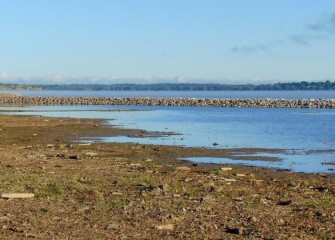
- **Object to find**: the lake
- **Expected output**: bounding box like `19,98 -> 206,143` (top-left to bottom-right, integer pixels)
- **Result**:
1,103 -> 334,173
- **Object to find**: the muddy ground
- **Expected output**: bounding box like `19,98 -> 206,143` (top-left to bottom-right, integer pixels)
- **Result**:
0,114 -> 334,239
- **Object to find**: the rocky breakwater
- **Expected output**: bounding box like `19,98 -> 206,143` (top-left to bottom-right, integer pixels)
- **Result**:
0,93 -> 334,108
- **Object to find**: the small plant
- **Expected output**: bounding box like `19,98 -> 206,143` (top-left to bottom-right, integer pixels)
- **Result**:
37,181 -> 64,198
320,197 -> 335,208
113,198 -> 130,208
242,204 -> 255,209
65,177 -> 85,193
214,169 -> 223,176
41,205 -> 55,214
185,188 -> 199,197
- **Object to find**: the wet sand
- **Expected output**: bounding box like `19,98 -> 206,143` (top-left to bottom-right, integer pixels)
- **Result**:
0,114 -> 334,239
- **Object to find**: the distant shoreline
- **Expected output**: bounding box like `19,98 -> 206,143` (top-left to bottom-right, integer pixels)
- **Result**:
1,80 -> 335,91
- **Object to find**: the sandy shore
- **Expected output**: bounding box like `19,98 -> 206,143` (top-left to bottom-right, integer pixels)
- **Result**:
0,114 -> 334,239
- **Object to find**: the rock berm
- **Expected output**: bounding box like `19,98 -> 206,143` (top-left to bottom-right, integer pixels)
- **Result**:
0,93 -> 334,108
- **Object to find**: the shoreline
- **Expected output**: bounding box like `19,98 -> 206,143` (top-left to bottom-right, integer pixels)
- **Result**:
0,114 -> 334,239
1,93 -> 335,108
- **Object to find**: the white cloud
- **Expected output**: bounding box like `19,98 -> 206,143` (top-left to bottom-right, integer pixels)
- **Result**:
47,74 -> 65,82
0,72 -> 10,81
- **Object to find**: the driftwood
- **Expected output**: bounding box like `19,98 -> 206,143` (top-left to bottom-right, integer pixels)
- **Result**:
1,193 -> 35,199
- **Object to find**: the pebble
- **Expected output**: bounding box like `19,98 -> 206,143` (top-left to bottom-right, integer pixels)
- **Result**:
235,173 -> 246,177
224,178 -> 237,182
225,226 -> 240,234
176,167 -> 191,171
201,195 -> 214,203
278,199 -> 292,206
155,224 -> 174,230
84,152 -> 98,157
112,192 -> 123,196
106,223 -> 120,230
78,143 -> 91,146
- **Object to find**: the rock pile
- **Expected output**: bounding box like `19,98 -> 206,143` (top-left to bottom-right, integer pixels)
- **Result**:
0,93 -> 334,108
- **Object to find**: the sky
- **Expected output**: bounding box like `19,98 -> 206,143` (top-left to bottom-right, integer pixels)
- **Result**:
0,0 -> 335,84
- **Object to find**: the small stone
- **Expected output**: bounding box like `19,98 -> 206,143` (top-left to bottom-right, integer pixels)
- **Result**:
201,195 -> 214,203
249,216 -> 258,222
224,178 -> 237,182
84,152 -> 98,157
253,179 -> 264,183
112,192 -> 123,196
214,186 -> 224,193
78,206 -> 90,212
233,197 -> 244,201
153,188 -> 162,196
235,173 -> 246,177
78,177 -> 88,183
176,167 -> 191,171
225,226 -> 240,234
158,184 -> 168,191
278,199 -> 292,206
221,167 -> 232,171
106,223 -> 120,230
78,143 -> 91,146
69,155 -> 79,160
155,224 -> 174,230
87,189 -> 101,198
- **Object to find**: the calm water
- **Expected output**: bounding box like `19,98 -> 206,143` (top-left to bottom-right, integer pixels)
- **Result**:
183,151 -> 335,173
1,90 -> 335,99
1,104 -> 335,173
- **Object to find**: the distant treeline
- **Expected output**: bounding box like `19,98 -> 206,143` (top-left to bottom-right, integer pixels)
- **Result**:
1,81 -> 335,91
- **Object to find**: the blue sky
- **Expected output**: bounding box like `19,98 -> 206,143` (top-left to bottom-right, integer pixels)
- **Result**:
0,0 -> 335,84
